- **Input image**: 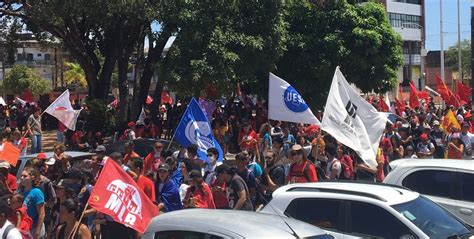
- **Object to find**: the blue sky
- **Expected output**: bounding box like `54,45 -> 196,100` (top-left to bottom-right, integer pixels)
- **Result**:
425,0 -> 472,50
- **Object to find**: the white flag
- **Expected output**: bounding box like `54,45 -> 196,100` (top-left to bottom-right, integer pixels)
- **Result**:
0,97 -> 6,106
136,107 -> 146,125
44,90 -> 82,131
322,67 -> 387,169
268,73 -> 321,125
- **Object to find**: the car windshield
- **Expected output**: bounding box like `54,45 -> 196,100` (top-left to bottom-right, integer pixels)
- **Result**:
392,196 -> 472,239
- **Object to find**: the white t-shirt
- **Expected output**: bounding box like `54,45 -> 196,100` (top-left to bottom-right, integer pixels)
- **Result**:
0,221 -> 22,239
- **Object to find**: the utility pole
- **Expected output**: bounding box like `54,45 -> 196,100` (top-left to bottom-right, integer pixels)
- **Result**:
471,7 -> 474,103
457,0 -> 462,84
440,0 -> 445,83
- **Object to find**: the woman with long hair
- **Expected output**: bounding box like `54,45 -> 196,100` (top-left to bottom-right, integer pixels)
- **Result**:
183,170 -> 216,209
259,122 -> 272,153
55,199 -> 91,239
19,166 -> 46,239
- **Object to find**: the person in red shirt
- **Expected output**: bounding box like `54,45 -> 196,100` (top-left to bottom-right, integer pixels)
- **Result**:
127,157 -> 156,202
287,144 -> 318,183
183,170 -> 216,209
8,193 -> 32,232
238,123 -> 258,151
0,161 -> 17,194
144,142 -> 163,174
123,141 -> 140,165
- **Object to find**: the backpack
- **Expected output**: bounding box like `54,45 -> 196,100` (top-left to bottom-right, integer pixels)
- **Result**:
336,155 -> 354,180
289,160 -> 320,183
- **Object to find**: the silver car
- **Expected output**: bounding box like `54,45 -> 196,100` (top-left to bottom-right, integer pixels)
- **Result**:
143,209 -> 334,239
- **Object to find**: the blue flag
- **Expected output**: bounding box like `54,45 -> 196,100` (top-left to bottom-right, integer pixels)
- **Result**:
175,98 -> 224,162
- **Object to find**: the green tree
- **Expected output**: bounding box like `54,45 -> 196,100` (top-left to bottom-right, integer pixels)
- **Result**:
64,62 -> 87,88
2,64 -> 51,96
157,0 -> 288,98
0,0 -> 179,121
446,39 -> 471,81
275,0 -> 403,108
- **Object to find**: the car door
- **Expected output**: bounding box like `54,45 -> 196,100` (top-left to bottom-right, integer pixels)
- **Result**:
457,171 -> 474,227
346,200 -> 419,238
401,169 -> 458,215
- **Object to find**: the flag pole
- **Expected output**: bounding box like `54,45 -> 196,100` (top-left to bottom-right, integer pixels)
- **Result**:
69,201 -> 89,239
166,99 -> 192,151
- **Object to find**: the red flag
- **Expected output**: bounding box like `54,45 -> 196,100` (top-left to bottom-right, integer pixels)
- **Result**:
0,142 -> 21,167
409,81 -> 420,108
88,160 -> 159,233
160,91 -> 173,105
378,95 -> 390,112
436,76 -> 460,107
456,81 -> 471,104
395,87 -> 406,115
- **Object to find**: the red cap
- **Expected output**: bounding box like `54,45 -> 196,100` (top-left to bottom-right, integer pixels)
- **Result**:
420,133 -> 428,141
37,153 -> 47,159
127,121 -> 136,128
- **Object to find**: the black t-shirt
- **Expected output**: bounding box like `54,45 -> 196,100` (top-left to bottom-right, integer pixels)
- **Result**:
228,174 -> 254,211
261,165 -> 285,188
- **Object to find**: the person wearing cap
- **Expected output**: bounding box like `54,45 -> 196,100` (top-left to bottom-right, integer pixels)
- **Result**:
416,133 -> 435,159
287,144 -> 318,183
430,120 -> 446,158
460,122 -> 474,160
155,163 -> 183,212
447,133 -> 464,159
215,164 -> 254,211
0,161 -> 17,194
183,170 -> 216,209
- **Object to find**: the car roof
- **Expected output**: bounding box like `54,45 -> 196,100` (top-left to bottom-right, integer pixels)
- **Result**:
19,151 -> 95,160
390,158 -> 474,171
145,209 -> 330,238
272,181 -> 419,206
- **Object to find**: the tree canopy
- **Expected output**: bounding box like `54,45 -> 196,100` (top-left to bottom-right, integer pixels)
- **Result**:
275,0 -> 403,108
446,39 -> 471,81
2,64 -> 51,96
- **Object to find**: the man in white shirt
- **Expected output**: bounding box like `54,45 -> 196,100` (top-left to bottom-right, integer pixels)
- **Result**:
0,200 -> 22,239
461,122 -> 474,160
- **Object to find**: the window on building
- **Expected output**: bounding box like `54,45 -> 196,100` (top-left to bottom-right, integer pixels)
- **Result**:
395,0 -> 421,4
17,54 -> 23,61
45,54 -> 51,61
37,53 -> 42,57
26,53 -> 33,61
388,12 -> 421,28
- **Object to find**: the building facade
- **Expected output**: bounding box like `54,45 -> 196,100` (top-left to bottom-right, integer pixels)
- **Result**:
385,0 -> 425,90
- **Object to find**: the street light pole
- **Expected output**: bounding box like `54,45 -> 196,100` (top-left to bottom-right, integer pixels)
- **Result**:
457,0 -> 462,84
440,0 -> 445,83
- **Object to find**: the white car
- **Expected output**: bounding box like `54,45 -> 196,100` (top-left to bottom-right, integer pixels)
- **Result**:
143,208 -> 334,239
260,182 -> 473,239
384,158 -> 474,227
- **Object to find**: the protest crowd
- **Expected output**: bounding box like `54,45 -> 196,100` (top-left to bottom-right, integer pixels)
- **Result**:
0,69 -> 473,239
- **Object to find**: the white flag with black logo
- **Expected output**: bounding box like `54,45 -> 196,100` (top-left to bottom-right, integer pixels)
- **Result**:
322,67 -> 387,169
268,73 -> 321,125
